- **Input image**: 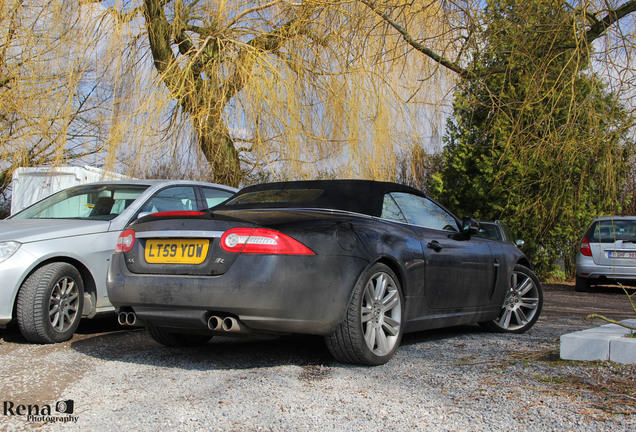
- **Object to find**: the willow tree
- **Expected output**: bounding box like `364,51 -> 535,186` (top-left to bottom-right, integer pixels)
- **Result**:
0,1 -> 116,196
139,0 -> 326,186
93,1 -> 457,187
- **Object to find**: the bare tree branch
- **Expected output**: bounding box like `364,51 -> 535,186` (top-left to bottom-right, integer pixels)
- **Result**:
586,0 -> 636,43
360,0 -> 472,79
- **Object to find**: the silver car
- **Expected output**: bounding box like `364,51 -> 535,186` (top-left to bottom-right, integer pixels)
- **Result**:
575,216 -> 636,292
0,180 -> 236,343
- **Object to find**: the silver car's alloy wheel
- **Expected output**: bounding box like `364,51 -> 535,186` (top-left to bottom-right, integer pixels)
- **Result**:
482,264 -> 543,334
16,262 -> 85,344
49,276 -> 80,333
360,271 -> 402,357
326,263 -> 404,366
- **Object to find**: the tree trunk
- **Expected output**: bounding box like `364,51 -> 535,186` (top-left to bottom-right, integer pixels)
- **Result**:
196,117 -> 242,188
141,0 -> 316,187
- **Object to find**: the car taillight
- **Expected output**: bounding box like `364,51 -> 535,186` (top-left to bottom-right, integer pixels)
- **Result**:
220,228 -> 315,255
580,237 -> 592,257
116,229 -> 136,253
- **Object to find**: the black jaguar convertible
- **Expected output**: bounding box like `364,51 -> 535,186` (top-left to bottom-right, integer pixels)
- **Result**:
107,180 -> 542,365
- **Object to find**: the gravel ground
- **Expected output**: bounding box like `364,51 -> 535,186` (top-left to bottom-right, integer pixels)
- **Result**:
1,283 -> 634,431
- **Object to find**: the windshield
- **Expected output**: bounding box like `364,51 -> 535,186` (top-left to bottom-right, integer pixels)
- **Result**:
11,184 -> 149,221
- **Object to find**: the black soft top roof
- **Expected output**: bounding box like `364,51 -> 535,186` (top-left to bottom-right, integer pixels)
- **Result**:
218,180 -> 425,217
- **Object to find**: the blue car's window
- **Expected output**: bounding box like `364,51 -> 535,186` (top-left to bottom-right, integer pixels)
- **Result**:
389,192 -> 458,232
12,185 -> 149,220
381,194 -> 407,223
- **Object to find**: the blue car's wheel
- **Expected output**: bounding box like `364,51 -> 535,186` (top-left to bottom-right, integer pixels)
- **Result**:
481,264 -> 542,333
326,263 -> 403,366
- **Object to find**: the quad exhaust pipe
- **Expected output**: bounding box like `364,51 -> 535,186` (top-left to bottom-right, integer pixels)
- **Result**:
207,315 -> 249,333
117,312 -> 247,332
118,311 -> 137,326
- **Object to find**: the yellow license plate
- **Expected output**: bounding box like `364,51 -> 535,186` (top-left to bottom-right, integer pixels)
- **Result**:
145,239 -> 209,264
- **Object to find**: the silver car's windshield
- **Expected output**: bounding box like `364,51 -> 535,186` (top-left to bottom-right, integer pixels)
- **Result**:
11,184 -> 149,221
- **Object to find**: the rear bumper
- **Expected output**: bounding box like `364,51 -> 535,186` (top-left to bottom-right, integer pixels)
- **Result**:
576,262 -> 636,282
107,252 -> 368,335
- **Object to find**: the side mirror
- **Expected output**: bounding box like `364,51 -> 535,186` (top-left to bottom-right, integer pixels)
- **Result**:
461,217 -> 480,235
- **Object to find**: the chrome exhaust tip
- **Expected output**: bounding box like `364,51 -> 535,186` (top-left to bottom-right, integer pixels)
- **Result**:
117,312 -> 127,326
125,312 -> 136,326
207,315 -> 224,331
222,317 -> 243,332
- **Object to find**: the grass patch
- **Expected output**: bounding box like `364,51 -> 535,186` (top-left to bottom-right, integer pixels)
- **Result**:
534,375 -> 568,383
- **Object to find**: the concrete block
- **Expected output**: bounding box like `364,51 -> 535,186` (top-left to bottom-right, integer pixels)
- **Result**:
560,332 -> 613,361
560,319 -> 636,364
610,336 -> 636,364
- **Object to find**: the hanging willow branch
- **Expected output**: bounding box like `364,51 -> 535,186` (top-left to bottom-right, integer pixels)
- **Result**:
586,286 -> 636,334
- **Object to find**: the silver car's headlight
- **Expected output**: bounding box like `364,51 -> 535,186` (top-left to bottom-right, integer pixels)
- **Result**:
0,241 -> 21,263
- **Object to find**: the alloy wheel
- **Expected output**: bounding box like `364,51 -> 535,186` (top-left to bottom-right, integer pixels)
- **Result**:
495,269 -> 541,331
48,276 -> 80,333
360,271 -> 402,356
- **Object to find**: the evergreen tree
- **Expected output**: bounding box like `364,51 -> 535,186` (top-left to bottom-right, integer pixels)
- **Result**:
433,0 -> 632,276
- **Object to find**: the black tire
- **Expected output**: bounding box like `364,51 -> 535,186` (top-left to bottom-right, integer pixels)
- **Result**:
326,263 -> 403,366
574,275 -> 591,293
147,324 -> 212,347
16,262 -> 84,344
480,264 -> 543,334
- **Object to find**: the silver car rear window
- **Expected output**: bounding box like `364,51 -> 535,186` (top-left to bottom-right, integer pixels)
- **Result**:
588,220 -> 636,243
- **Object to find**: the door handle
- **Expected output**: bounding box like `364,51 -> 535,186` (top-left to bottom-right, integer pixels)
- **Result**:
427,240 -> 443,252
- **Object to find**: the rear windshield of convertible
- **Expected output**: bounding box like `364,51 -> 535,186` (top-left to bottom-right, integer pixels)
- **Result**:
224,189 -> 324,206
